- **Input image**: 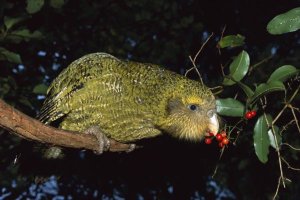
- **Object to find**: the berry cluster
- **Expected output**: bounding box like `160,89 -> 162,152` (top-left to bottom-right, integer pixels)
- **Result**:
245,110 -> 257,119
205,130 -> 229,148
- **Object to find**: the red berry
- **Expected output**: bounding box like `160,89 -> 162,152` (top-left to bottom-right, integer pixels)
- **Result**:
220,131 -> 227,138
250,110 -> 257,117
216,133 -> 223,141
245,111 -> 253,119
205,131 -> 214,137
205,138 -> 212,144
222,138 -> 229,145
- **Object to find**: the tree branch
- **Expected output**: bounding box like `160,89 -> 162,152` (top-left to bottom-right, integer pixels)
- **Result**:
0,99 -> 132,153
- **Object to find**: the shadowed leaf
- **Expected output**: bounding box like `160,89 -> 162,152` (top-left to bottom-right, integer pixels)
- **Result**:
10,29 -> 43,41
254,114 -> 272,163
0,47 -> 22,63
237,82 -> 254,97
249,81 -> 285,104
50,0 -> 65,9
26,0 -> 45,14
4,16 -> 27,30
33,84 -> 48,94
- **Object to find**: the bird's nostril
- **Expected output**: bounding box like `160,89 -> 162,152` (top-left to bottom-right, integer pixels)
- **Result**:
207,109 -> 214,118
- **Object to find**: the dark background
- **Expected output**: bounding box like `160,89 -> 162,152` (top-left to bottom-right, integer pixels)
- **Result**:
0,0 -> 300,199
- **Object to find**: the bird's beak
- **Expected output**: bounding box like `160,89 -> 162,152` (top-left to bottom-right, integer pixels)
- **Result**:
208,113 -> 219,136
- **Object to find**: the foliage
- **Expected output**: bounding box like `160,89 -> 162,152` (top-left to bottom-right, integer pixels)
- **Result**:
216,7 -> 299,166
267,7 -> 300,35
213,7 -> 299,198
216,98 -> 245,117
217,34 -> 245,48
0,1 -> 299,200
222,50 -> 250,86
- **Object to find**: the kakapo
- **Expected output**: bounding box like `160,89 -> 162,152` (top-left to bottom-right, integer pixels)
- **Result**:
39,53 -> 219,153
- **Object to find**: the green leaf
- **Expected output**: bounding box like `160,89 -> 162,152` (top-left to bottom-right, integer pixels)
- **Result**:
254,114 -> 272,163
33,84 -> 48,94
9,29 -> 43,42
268,126 -> 282,150
218,34 -> 245,48
4,16 -> 26,30
26,0 -> 44,14
0,47 -> 22,63
267,7 -> 300,35
237,82 -> 254,97
50,0 -> 65,9
216,98 -> 245,117
223,50 -> 250,86
267,65 -> 299,83
249,81 -> 285,104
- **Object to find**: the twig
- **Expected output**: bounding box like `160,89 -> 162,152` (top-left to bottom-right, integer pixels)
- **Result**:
185,32 -> 214,84
194,33 -> 214,64
289,105 -> 300,134
210,86 -> 224,95
187,56 -> 203,84
217,25 -> 227,55
231,119 -> 244,144
272,104 -> 289,125
260,84 -> 300,193
272,176 -> 292,200
292,106 -> 300,113
272,85 -> 300,125
281,157 -> 300,171
248,55 -> 273,75
212,126 -> 234,178
280,120 -> 295,134
272,176 -> 281,200
0,99 -> 133,153
217,26 -> 227,75
263,111 -> 286,188
281,143 -> 300,151
211,147 -> 225,178
220,63 -> 225,77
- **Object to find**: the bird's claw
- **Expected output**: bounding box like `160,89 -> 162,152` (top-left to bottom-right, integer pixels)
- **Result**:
126,143 -> 136,153
84,126 -> 110,154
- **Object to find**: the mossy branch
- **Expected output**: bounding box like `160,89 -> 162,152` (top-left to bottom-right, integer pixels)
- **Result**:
0,99 -> 132,153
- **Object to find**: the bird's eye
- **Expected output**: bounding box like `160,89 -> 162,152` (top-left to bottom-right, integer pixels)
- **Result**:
188,104 -> 198,111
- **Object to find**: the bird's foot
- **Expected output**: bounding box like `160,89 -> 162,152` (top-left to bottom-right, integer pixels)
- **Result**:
126,143 -> 136,153
84,126 -> 110,154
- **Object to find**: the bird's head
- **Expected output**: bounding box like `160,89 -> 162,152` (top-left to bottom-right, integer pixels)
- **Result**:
159,80 -> 219,141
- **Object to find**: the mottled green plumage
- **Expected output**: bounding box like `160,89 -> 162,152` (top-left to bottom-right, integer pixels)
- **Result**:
39,53 -> 218,143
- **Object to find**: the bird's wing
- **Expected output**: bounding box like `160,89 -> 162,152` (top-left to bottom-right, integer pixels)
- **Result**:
56,70 -> 162,142
38,53 -> 121,124
39,52 -> 163,142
